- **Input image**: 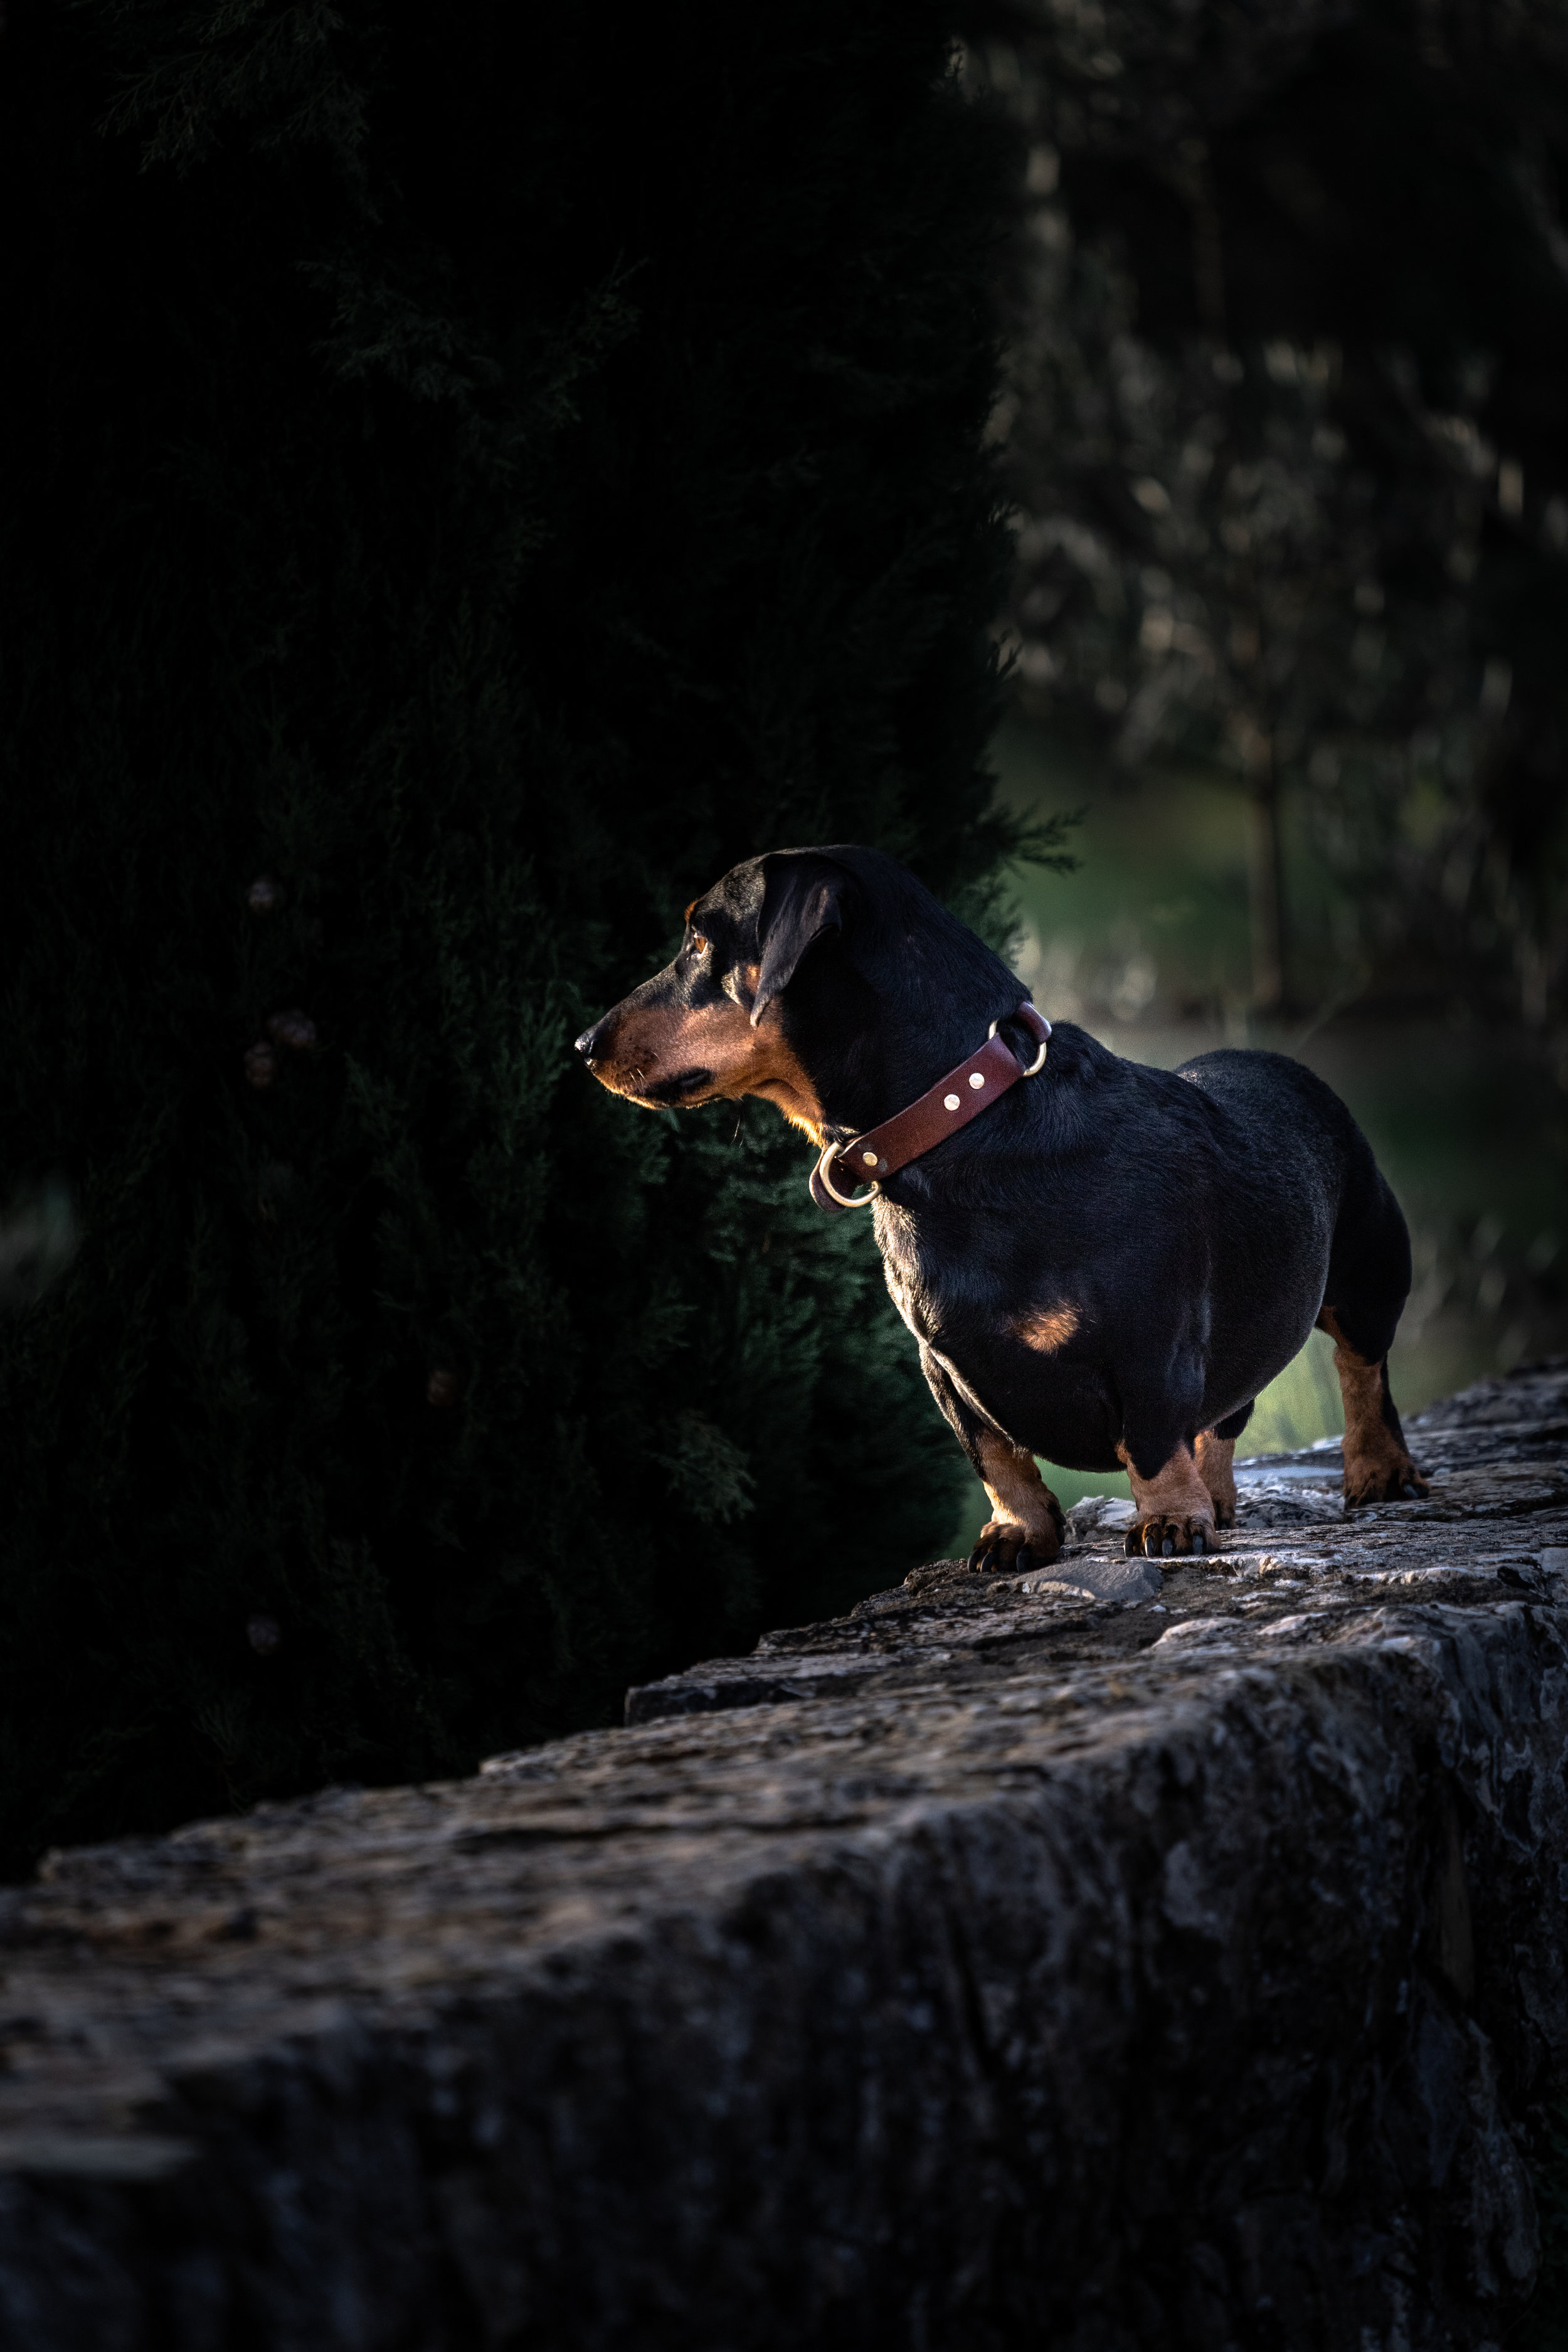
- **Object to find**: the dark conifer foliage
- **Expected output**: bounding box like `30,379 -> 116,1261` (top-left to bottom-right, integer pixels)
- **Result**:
0,0 -> 1014,1870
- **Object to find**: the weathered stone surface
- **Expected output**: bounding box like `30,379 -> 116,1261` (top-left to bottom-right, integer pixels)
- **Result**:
2,1364 -> 1567,2349
1018,1555 -> 1163,1604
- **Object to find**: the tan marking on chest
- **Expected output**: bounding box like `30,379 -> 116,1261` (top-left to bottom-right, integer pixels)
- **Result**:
1012,1302 -> 1080,1352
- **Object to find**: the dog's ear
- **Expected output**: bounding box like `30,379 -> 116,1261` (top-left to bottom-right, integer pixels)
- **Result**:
751,855 -> 850,1026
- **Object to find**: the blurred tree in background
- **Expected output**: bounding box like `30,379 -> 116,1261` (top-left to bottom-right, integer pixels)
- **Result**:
0,0 -> 1019,1870
967,0 -> 1568,1032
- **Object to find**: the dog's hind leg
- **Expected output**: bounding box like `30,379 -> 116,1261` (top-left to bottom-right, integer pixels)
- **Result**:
1194,1401 -> 1252,1527
1318,1160 -> 1428,1506
1318,1310 -> 1428,1504
1195,1434 -> 1237,1527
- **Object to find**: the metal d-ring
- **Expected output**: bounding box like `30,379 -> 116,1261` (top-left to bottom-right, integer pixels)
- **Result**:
813,1140 -> 881,1209
990,1005 -> 1051,1078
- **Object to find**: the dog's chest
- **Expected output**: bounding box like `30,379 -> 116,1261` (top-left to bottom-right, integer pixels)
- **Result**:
874,1207 -> 960,1347
872,1209 -> 921,1329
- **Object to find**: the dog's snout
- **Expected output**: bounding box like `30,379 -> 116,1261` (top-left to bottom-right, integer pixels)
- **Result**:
575,1021 -> 605,1064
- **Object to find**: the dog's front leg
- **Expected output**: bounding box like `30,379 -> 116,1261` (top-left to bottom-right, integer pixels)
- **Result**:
1117,1433 -> 1221,1559
970,1428 -> 1065,1573
917,1344 -> 1063,1571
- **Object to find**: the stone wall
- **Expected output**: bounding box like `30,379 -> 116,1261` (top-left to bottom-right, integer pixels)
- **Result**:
1,1364 -> 1566,2349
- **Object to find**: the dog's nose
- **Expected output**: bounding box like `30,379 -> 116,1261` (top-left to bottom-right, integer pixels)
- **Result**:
575,1021 -> 605,1063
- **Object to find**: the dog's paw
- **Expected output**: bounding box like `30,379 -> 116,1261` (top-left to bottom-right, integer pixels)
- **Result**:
1344,1456 -> 1429,1507
1125,1512 -> 1219,1560
1206,1493 -> 1236,1530
969,1517 -> 1061,1575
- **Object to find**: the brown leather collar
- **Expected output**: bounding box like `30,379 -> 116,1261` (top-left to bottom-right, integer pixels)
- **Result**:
809,1002 -> 1051,1212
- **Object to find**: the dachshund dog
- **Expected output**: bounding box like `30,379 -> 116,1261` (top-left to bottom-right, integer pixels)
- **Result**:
575,846 -> 1428,1569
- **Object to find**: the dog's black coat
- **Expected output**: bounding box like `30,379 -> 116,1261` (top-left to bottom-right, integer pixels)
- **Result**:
578,845 -> 1414,1487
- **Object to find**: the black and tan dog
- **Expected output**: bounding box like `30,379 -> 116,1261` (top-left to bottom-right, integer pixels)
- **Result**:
576,845 -> 1428,1568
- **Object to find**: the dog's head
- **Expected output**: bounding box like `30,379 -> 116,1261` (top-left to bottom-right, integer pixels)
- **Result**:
574,851 -> 854,1142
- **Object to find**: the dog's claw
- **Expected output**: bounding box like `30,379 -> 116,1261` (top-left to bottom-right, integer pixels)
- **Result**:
1015,1545 -> 1036,1576
1130,1512 -> 1221,1560
1345,1456 -> 1430,1508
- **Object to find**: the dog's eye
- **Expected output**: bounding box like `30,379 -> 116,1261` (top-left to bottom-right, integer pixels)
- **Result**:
689,933 -> 709,957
